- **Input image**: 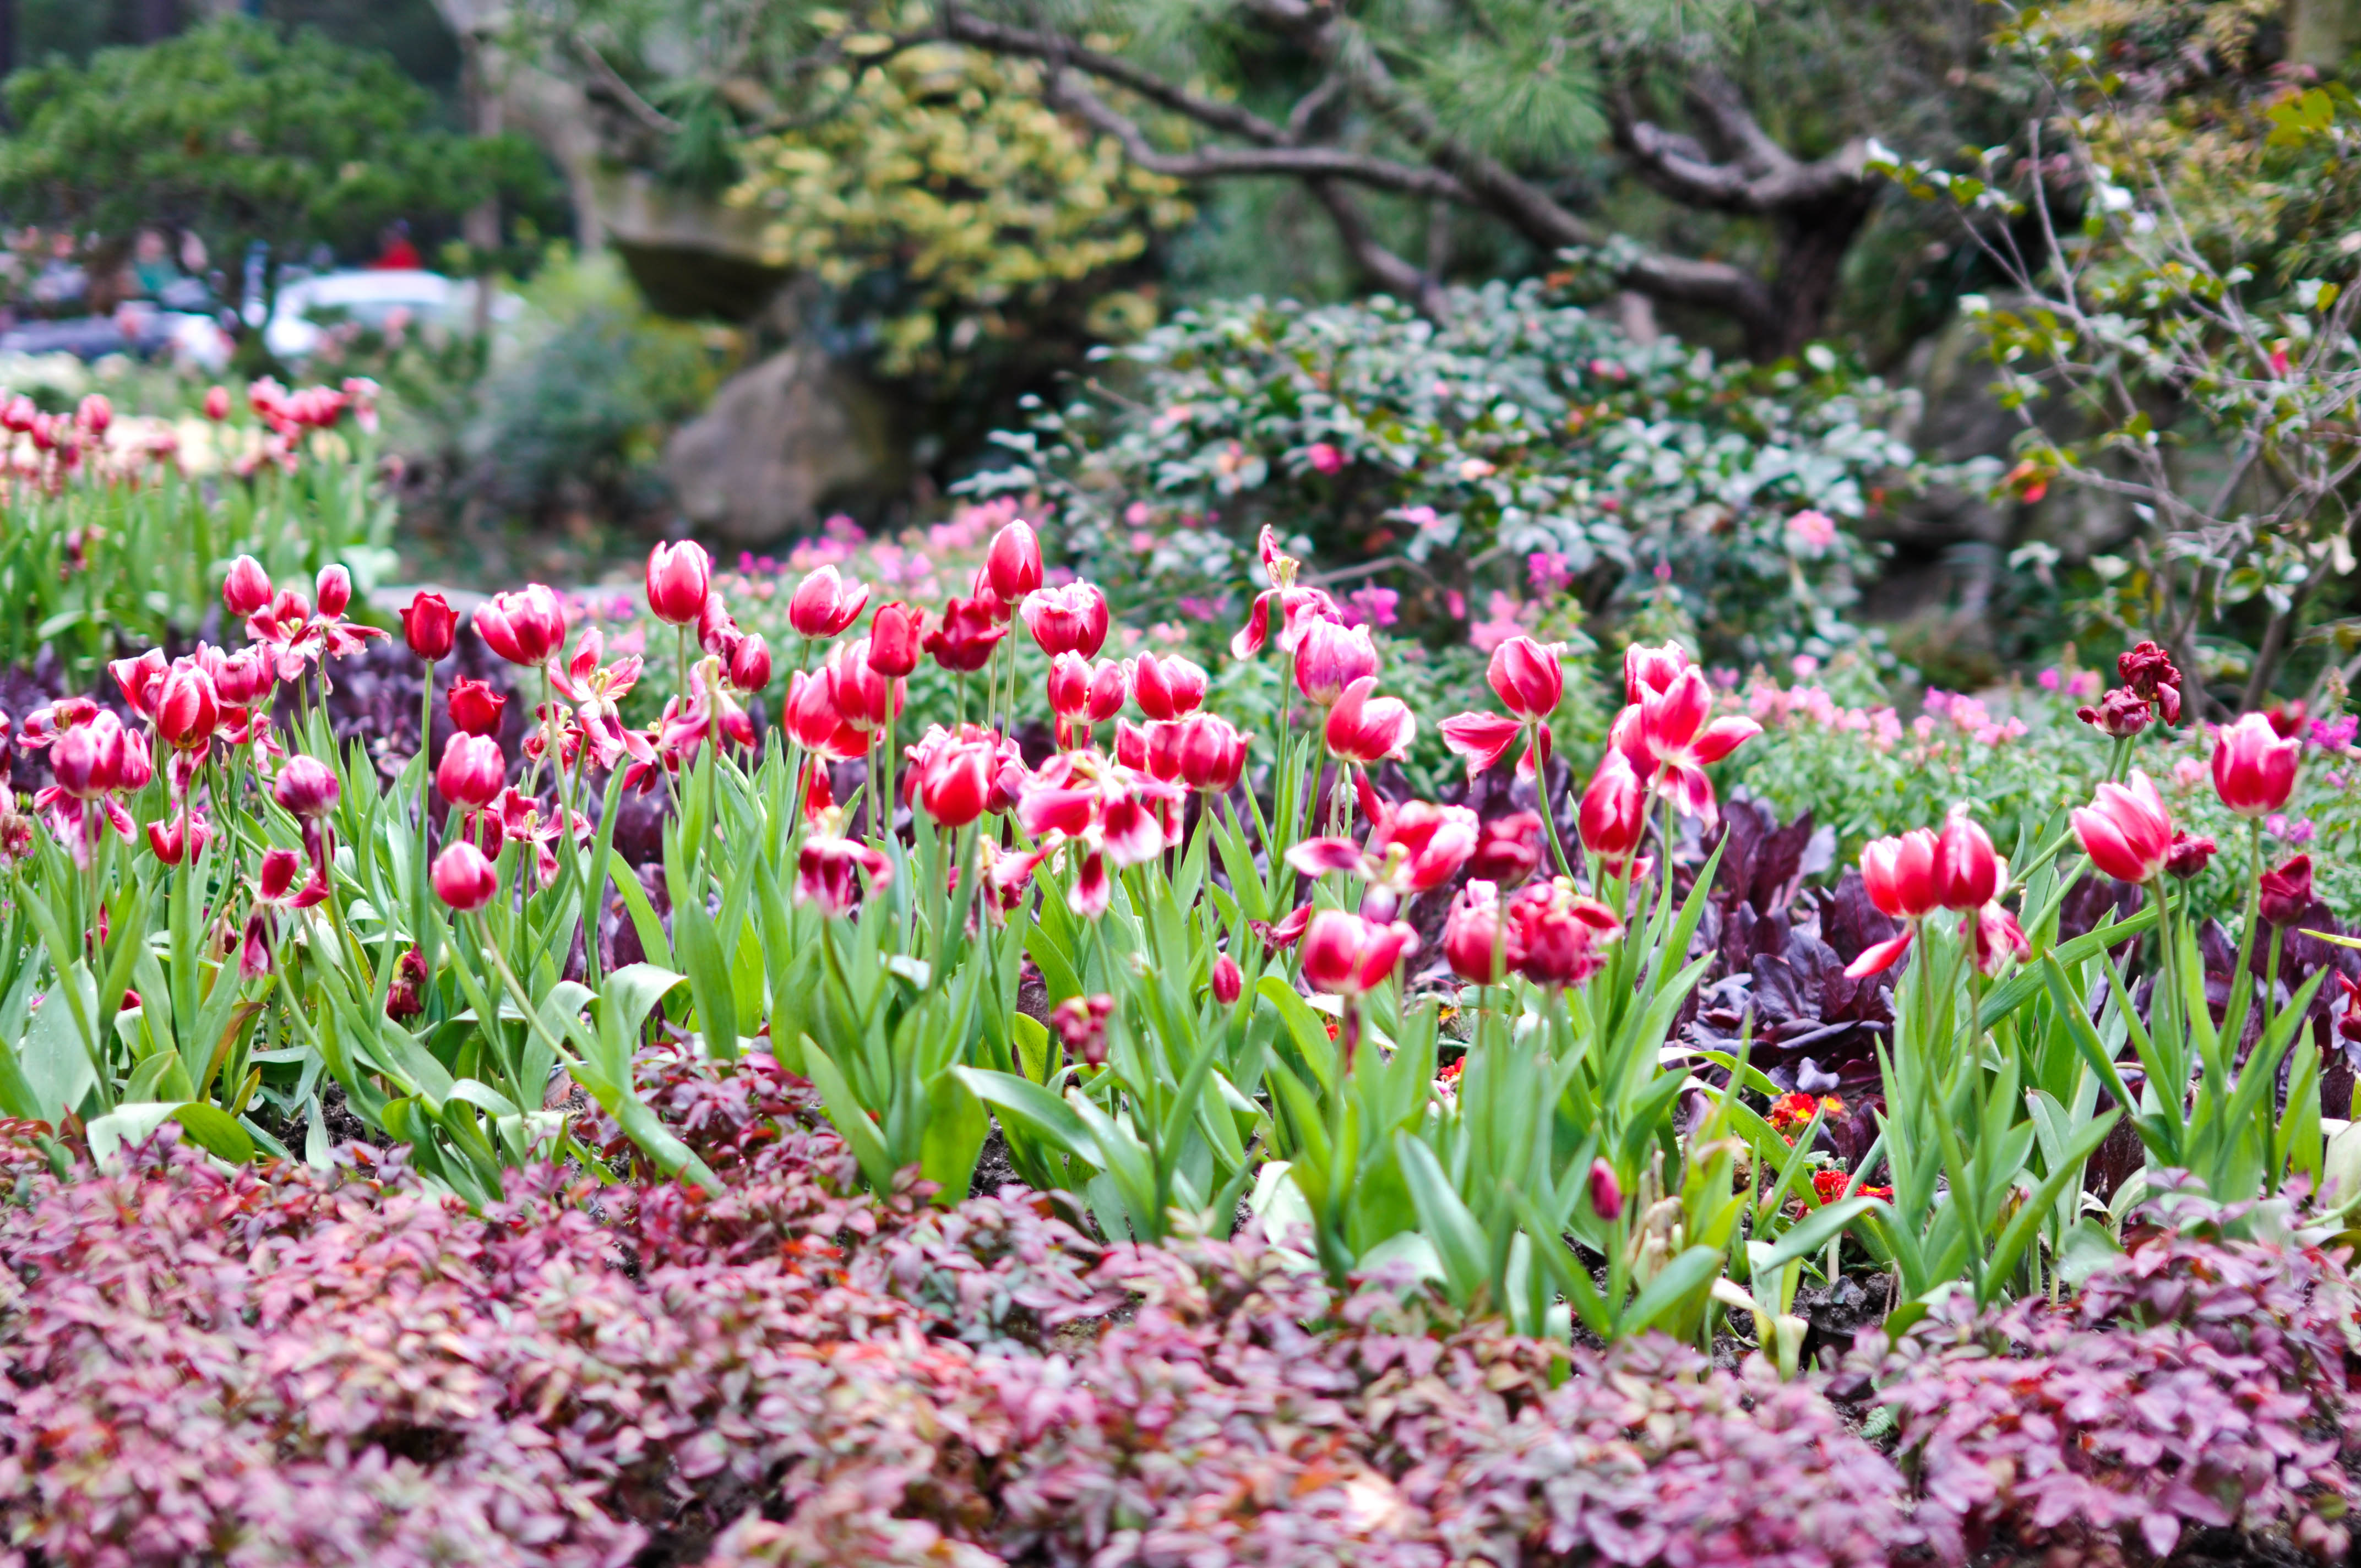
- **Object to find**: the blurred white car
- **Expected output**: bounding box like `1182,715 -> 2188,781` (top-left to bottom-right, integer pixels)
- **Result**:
260,269 -> 515,361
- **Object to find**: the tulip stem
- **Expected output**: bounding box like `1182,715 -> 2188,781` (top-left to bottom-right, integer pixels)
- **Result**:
2230,818 -> 2265,1046
1534,722 -> 1573,880
417,656 -> 436,846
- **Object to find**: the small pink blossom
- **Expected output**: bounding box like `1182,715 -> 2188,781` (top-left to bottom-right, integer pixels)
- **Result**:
1468,591 -> 1534,653
2037,668 -> 2063,693
2311,715 -> 2358,750
1527,552 -> 1574,596
1342,585 -> 1400,629
1785,509 -> 1840,557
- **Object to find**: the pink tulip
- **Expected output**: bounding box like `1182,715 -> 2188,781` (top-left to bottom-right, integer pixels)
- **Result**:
2211,712 -> 2300,818
2072,772 -> 2175,884
1324,677 -> 1415,764
645,541 -> 712,627
432,840 -> 500,912
787,565 -> 871,639
1487,636 -> 1563,720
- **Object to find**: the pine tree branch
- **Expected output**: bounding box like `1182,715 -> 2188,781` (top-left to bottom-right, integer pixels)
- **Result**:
1612,72 -> 1871,215
1304,177 -> 1448,314
1041,69 -> 1473,199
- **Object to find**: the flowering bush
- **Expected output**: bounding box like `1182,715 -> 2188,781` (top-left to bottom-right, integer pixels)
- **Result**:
967,281 -> 1921,666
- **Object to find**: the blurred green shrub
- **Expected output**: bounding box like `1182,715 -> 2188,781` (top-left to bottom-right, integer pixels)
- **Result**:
727,19 -> 1190,379
967,280 -> 1923,668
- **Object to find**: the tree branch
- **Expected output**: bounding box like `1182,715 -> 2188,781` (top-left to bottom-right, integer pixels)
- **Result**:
1042,70 -> 1473,199
1612,74 -> 1870,215
938,5 -> 1288,146
1304,177 -> 1448,315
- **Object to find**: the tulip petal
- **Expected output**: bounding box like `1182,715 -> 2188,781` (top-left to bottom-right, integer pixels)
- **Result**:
1842,930 -> 1914,980
1439,711 -> 1521,777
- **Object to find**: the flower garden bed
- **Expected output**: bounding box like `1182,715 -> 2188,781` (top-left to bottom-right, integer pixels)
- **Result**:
0,380 -> 2356,1565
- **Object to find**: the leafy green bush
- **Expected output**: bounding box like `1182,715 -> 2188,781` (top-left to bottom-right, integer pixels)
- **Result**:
967,280 -> 1921,666
0,17 -> 547,313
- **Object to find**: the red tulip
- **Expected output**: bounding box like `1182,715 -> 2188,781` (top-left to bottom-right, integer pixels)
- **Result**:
1130,652 -> 1207,721
205,645 -> 273,708
924,596 -> 1007,672
1365,797 -> 1480,892
1176,713 -> 1248,792
787,565 -> 871,639
796,832 -> 893,917
2164,831 -> 2217,881
315,564 -> 352,619
2075,687 -> 2150,739
785,669 -> 868,760
1860,830 -> 1940,920
2211,712 -> 2300,818
1211,954 -> 1244,1004
1443,880 -> 1508,983
826,638 -> 903,732
50,712 -> 127,798
1506,880 -> 1622,988
1577,750 -> 1648,866
1047,652 -> 1095,721
867,601 -> 923,678
111,648 -> 167,717
448,677 -> 508,738
1294,619 -> 1379,707
1086,660 -> 1127,724
154,665 -> 220,752
1609,666 -> 1761,826
475,585 -> 567,668
1301,908 -> 1419,996
272,755 -> 340,818
203,385 -> 231,421
987,519 -> 1045,603
147,810 -> 210,867
1623,640 -> 1689,704
1020,581 -> 1109,659
1467,811 -> 1543,886
729,633 -> 773,693
2118,640 -> 2183,725
115,729 -> 153,793
915,733 -> 994,827
2072,772 -> 2174,884
2260,854 -> 2314,927
1933,809 -> 2001,912
1487,636 -> 1563,720
222,554 -> 273,618
432,840 -> 500,912
437,734 -> 506,810
1438,711 -> 1525,779
1588,1158 -> 1623,1221
400,591 -> 455,661
645,541 -> 712,627
1324,677 -> 1415,764
1970,903 -> 2031,975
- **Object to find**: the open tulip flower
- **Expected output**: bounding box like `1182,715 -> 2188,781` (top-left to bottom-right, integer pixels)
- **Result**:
2072,772 -> 2175,886
1608,661 -> 1761,829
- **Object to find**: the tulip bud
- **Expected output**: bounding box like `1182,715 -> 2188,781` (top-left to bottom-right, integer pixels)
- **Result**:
1443,881 -> 1508,984
432,840 -> 500,912
916,739 -> 991,828
1020,581 -> 1109,659
787,565 -> 869,640
1487,636 -> 1564,721
986,519 -> 1044,603
1047,652 -> 1093,720
474,585 -> 567,668
1587,1157 -> 1623,1221
1086,659 -> 1127,724
645,540 -> 712,627
1175,713 -> 1247,792
447,677 -> 508,738
730,632 -> 773,693
1294,619 -> 1380,707
401,591 -> 455,661
222,554 -> 274,618
867,601 -> 923,678
1210,954 -> 1244,1005
1933,809 -> 2001,912
2260,853 -> 2315,927
2164,831 -> 2217,881
436,733 -> 507,810
315,564 -> 352,619
2212,712 -> 2301,819
203,385 -> 231,421
154,666 -> 220,752
76,393 -> 110,434
1467,811 -> 1543,886
272,755 -> 340,819
50,713 -> 127,799
1577,751 -> 1647,864
1131,652 -> 1207,722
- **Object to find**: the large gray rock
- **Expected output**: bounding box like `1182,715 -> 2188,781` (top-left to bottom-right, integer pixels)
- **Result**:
662,347 -> 905,544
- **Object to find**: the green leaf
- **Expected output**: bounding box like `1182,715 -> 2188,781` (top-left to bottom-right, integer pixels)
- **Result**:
1395,1133 -> 1490,1307
1621,1245 -> 1724,1335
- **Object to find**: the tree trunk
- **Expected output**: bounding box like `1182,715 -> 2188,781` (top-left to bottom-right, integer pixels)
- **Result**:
2291,0 -> 2361,67
1761,186 -> 1875,360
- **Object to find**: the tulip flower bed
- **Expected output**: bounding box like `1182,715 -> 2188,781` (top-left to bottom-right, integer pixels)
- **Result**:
0,495 -> 2358,1562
